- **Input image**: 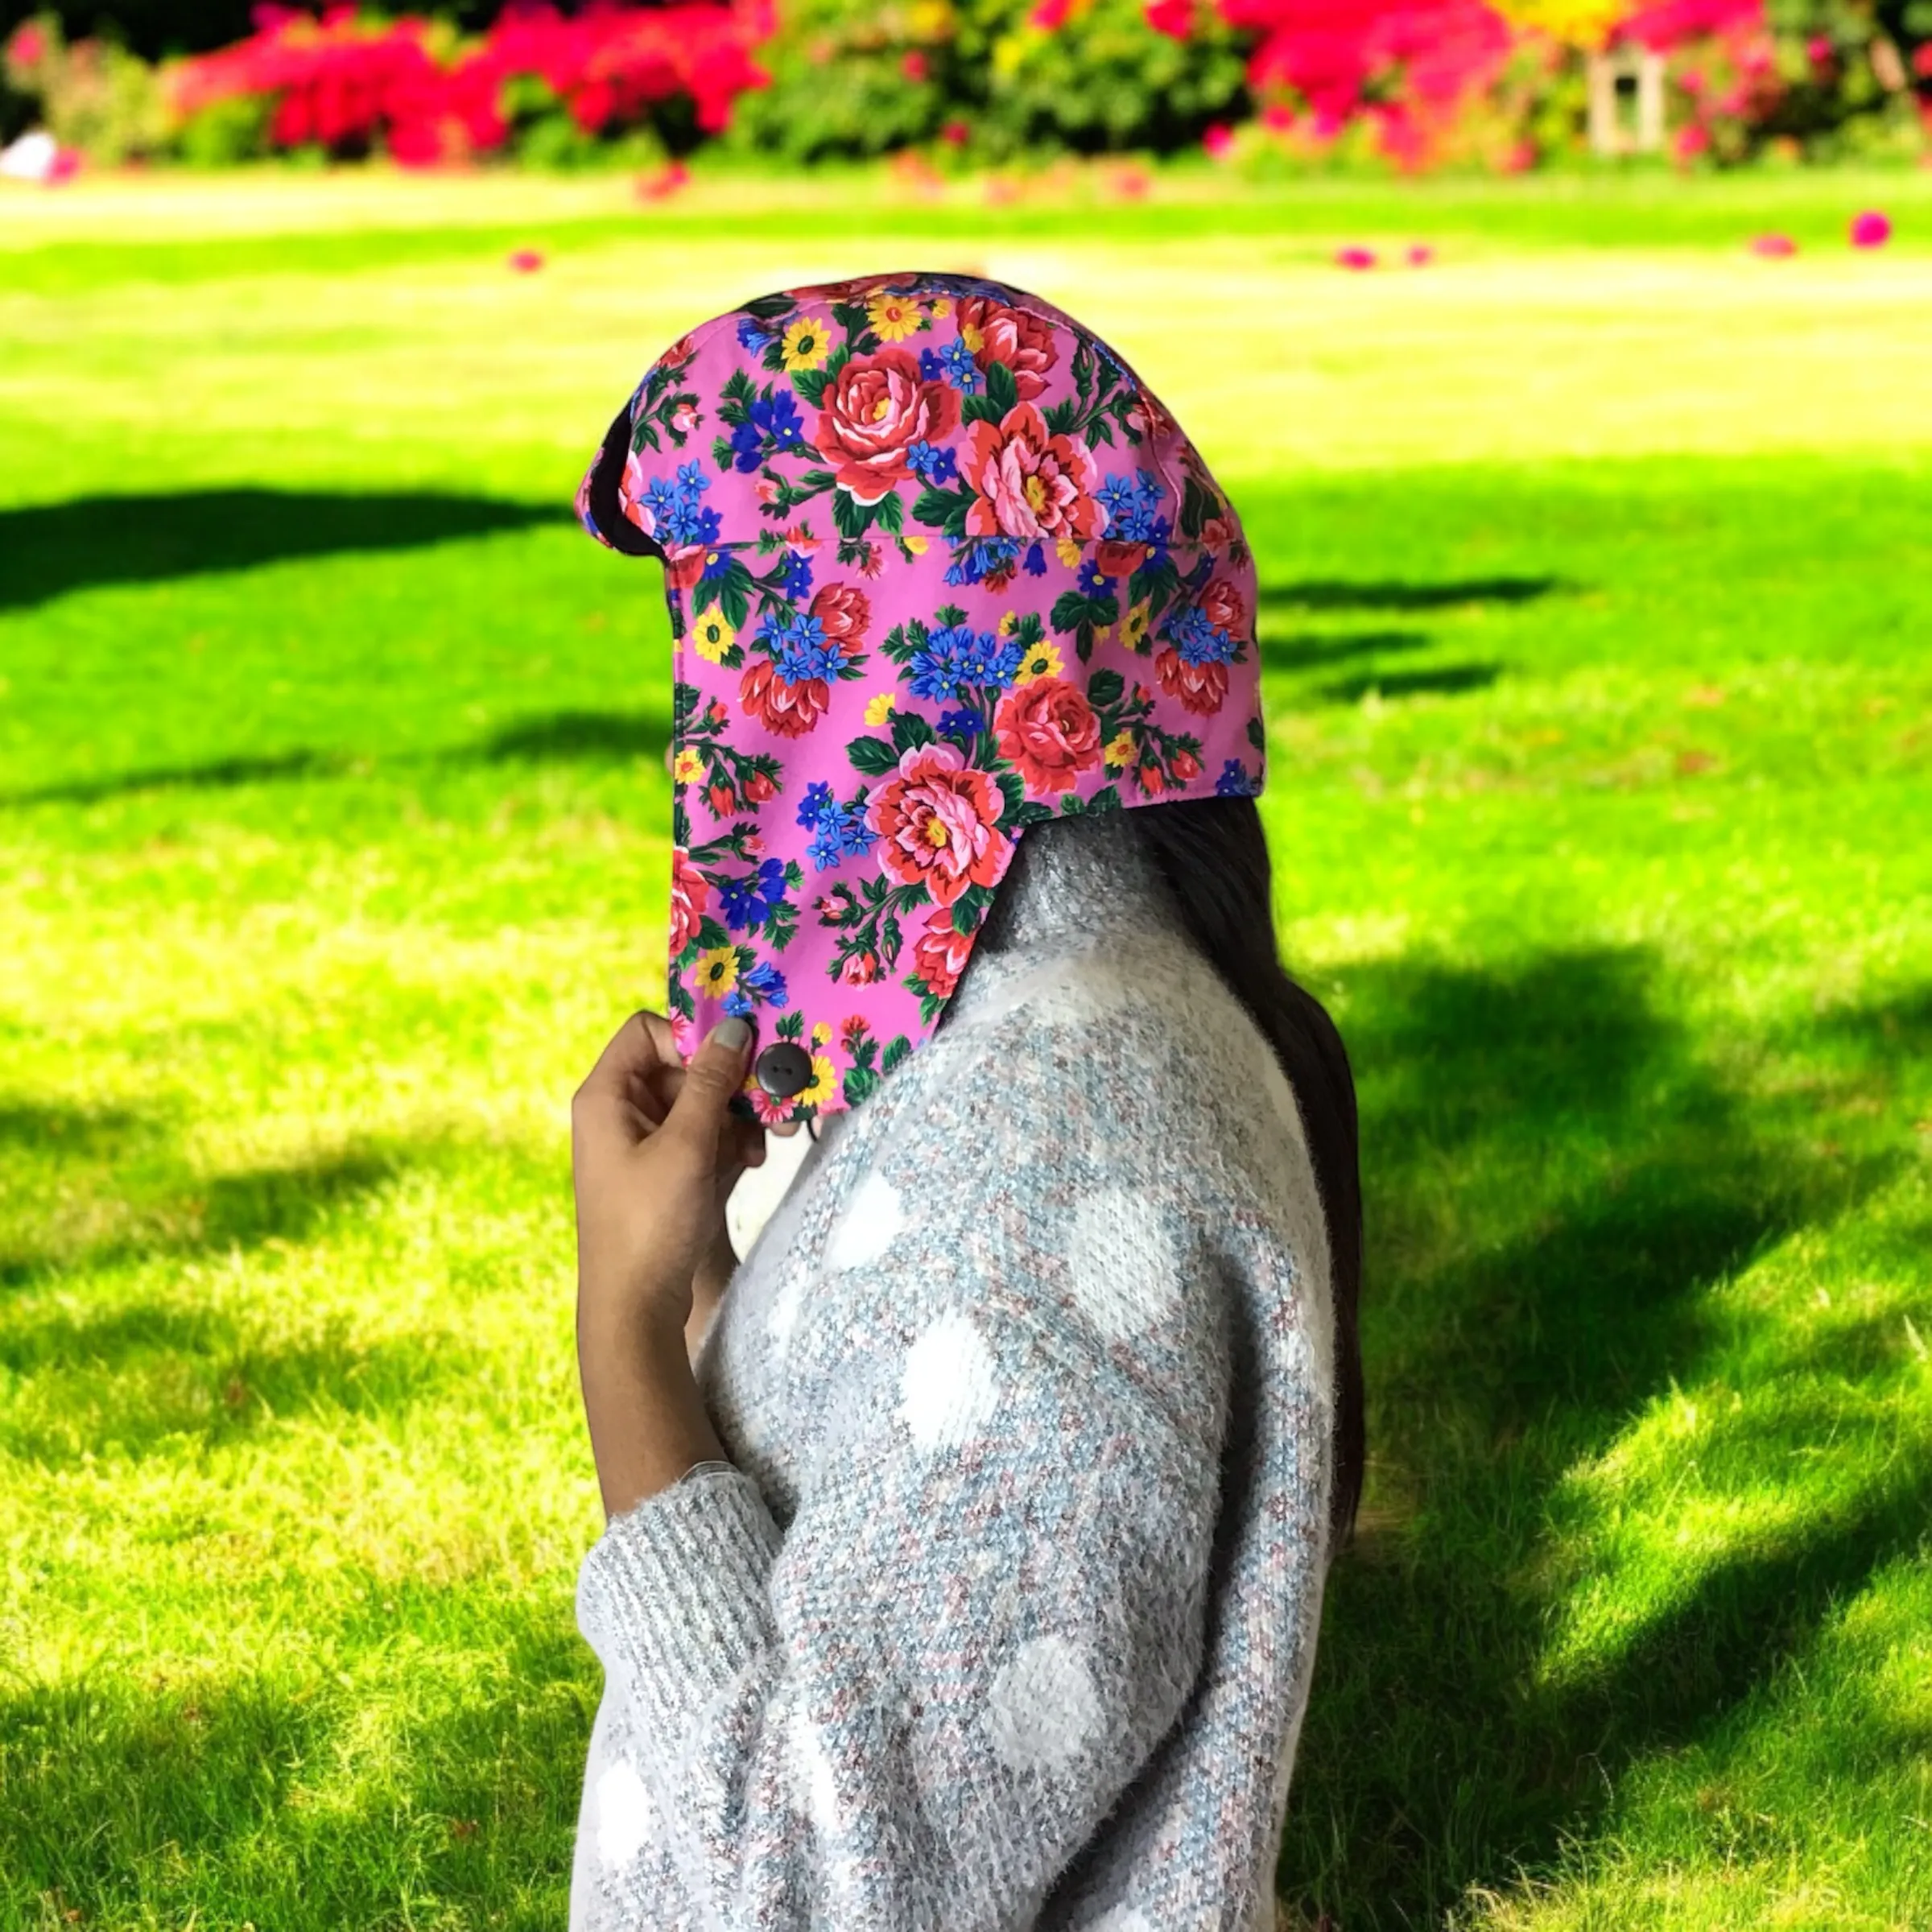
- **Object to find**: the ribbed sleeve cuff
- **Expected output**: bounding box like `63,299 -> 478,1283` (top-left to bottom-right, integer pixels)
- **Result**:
575,1463 -> 785,1744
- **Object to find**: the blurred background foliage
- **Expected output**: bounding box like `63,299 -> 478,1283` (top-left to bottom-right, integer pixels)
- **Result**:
1,0 -> 1929,171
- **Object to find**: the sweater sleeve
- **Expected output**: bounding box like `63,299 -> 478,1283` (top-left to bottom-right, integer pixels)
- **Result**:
573,1149 -> 1237,1930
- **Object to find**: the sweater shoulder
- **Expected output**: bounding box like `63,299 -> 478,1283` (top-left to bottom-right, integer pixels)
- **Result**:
927,927 -> 1319,1196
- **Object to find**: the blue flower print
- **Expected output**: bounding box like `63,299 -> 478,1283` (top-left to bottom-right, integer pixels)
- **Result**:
795,780 -> 835,830
1169,605 -> 1239,667
798,784 -> 876,871
1216,758 -> 1260,797
774,614 -> 846,684
779,548 -> 815,601
741,960 -> 789,1007
720,857 -> 788,931
906,440 -> 958,486
939,337 -> 980,392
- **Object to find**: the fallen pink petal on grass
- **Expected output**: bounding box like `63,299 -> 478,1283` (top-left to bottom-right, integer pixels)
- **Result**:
1335,246 -> 1377,271
636,159 -> 691,201
1849,209 -> 1891,249
1750,233 -> 1798,257
506,248 -> 544,273
1406,243 -> 1435,266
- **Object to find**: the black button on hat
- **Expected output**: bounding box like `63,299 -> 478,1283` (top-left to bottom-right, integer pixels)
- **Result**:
753,1041 -> 813,1100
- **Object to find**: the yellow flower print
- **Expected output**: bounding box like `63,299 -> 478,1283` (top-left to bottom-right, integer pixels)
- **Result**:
1103,729 -> 1134,770
782,315 -> 832,372
865,691 -> 894,725
691,611 -> 735,663
796,1053 -> 838,1109
997,611 -> 1018,638
810,1022 -> 832,1048
903,535 -> 930,555
960,320 -> 985,353
694,947 -> 738,997
1121,604 -> 1150,652
671,746 -> 704,785
1016,639 -> 1064,684
1056,538 -> 1081,568
868,293 -> 920,342
927,296 -> 952,320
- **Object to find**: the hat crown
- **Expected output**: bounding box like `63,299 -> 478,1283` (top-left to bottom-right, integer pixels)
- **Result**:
576,270 -> 1265,1123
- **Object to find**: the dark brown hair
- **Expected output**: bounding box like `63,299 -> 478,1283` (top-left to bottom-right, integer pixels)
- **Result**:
1130,795 -> 1366,1550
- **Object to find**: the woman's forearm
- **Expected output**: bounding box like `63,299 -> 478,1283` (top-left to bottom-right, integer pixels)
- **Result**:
577,1301 -> 728,1522
687,1226 -> 737,1364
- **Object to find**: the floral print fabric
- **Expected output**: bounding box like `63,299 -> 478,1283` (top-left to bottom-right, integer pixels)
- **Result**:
576,269 -> 1266,1123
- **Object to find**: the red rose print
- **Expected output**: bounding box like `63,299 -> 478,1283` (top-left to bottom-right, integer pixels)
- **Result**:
1170,747 -> 1201,782
706,782 -> 737,817
866,742 -> 1012,906
993,676 -> 1101,795
745,770 -> 776,803
1200,576 -> 1248,636
815,348 -> 961,506
1155,646 -> 1230,717
741,656 -> 830,737
1094,540 -> 1149,578
964,402 -> 1104,543
1126,383 -> 1177,444
840,950 -> 880,985
910,909 -> 976,998
809,582 -> 872,643
956,297 -> 1059,401
669,848 -> 708,956
663,543 -> 708,590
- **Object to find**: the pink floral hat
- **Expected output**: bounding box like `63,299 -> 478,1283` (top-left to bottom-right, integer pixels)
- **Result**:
576,269 -> 1265,1124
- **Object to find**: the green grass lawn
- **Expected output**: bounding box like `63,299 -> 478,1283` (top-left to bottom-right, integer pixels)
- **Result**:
2,167 -> 1929,1930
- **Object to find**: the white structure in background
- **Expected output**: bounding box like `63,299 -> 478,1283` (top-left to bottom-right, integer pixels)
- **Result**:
0,130 -> 62,181
1585,47 -> 1666,156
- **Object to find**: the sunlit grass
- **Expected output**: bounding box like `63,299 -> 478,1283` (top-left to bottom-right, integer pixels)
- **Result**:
1,171 -> 1928,1930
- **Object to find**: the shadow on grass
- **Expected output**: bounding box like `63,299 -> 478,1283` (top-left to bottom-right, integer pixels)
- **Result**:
0,708 -> 671,808
478,708 -> 671,765
0,489 -> 559,613
1262,628 -> 1435,672
0,1105 -> 489,1462
0,1096 -> 410,1291
1278,948 -> 1924,1926
6,749 -> 359,809
0,1584 -> 587,1932
0,1589 -> 592,1929
0,1301 -> 475,1463
1258,575 -> 1567,614
1315,663 -> 1503,705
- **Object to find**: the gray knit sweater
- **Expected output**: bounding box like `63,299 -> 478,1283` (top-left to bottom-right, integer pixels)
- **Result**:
568,807 -> 1337,1932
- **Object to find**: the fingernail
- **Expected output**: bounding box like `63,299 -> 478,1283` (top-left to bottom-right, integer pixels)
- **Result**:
712,1017 -> 752,1052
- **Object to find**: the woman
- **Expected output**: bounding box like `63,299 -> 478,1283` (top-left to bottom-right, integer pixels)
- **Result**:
565,271 -> 1364,1931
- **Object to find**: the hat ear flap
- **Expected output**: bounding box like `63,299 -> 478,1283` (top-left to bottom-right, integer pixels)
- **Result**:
581,402 -> 665,560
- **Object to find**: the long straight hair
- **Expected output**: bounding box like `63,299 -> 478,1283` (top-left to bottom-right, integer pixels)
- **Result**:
1130,795 -> 1366,1551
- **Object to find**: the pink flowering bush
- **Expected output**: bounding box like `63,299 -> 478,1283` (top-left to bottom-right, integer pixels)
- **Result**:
167,1 -> 771,166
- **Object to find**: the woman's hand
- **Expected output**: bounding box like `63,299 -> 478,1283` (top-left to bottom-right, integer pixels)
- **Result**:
570,1010 -> 765,1348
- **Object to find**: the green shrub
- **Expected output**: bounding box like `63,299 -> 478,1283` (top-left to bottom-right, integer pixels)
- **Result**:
2,10 -> 170,162
721,0 -> 1251,165
175,89 -> 270,167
